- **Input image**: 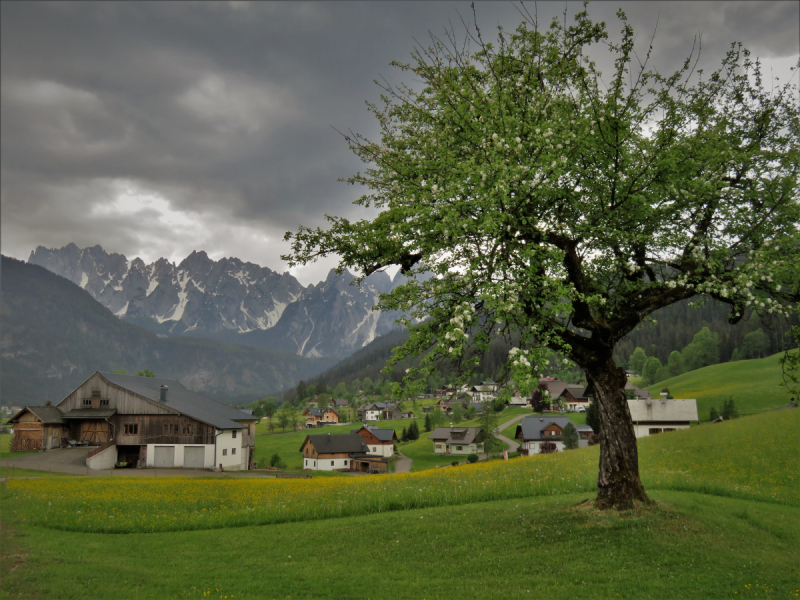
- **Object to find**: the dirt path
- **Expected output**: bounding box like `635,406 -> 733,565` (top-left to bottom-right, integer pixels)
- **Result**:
394,453 -> 413,473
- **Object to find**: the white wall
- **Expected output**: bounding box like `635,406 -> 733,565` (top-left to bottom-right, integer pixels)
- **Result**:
633,424 -> 689,438
86,445 -> 118,470
366,410 -> 380,421
215,429 -> 245,470
303,457 -> 351,471
367,443 -> 394,458
145,444 -> 215,468
524,441 -> 565,454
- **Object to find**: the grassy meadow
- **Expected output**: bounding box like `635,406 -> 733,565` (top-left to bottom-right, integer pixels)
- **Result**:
645,352 -> 796,420
2,409 -> 799,598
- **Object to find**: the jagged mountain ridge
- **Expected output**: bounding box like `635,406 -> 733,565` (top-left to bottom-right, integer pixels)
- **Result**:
0,256 -> 336,405
28,243 -> 402,358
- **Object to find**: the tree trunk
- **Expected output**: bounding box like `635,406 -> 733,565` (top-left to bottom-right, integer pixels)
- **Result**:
586,360 -> 651,509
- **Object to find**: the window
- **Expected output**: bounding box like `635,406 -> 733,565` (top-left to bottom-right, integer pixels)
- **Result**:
232,448 -> 236,455
82,399 -> 92,407
100,399 -> 109,407
222,449 -> 228,456
435,444 -> 442,449
182,424 -> 197,435
457,445 -> 463,451
331,461 -> 334,466
344,460 -> 348,466
649,428 -> 662,435
373,447 -> 377,452
232,430 -> 237,439
123,423 -> 139,435
163,424 -> 179,435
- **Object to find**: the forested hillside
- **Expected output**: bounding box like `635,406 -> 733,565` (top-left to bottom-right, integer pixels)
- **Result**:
274,296 -> 796,406
0,256 -> 335,405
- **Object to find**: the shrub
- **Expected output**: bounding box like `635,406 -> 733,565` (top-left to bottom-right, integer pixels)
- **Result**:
467,453 -> 479,464
451,461 -> 459,467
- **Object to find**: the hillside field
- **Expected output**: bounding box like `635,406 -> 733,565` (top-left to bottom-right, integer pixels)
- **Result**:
646,351 -> 796,420
1,409 -> 798,599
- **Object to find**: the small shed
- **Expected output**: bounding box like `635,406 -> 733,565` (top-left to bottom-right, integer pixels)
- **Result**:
7,406 -> 68,451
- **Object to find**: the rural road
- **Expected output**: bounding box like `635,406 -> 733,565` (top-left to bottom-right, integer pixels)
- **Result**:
494,413 -> 526,453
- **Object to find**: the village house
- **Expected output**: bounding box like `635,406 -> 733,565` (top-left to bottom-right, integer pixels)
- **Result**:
515,416 -> 593,455
7,372 -> 258,470
400,410 -> 415,419
469,383 -> 498,402
351,426 -> 397,458
299,432 -> 390,473
333,398 -> 349,410
428,426 -> 484,455
628,394 -> 698,437
303,407 -> 340,428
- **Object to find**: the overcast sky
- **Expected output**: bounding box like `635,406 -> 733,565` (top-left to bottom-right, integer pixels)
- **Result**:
2,1 -> 797,285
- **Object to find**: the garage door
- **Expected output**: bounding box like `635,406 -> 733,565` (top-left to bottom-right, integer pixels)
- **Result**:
154,446 -> 175,468
184,446 -> 205,469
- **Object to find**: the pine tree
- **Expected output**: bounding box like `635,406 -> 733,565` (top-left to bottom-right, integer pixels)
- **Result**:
424,413 -> 432,432
408,420 -> 420,440
709,406 -> 719,421
563,422 -> 579,450
401,426 -> 408,442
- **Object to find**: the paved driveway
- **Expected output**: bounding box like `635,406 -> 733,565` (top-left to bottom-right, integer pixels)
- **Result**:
2,447 -> 91,475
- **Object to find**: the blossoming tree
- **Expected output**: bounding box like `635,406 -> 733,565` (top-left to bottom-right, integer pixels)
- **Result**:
284,6 -> 799,508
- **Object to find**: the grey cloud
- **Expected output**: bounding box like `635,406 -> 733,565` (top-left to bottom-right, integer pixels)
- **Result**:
2,1 -> 797,284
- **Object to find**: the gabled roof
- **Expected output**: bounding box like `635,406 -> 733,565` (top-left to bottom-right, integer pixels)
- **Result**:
97,372 -> 255,430
306,407 -> 339,417
627,399 -> 698,422
8,406 -> 66,425
515,416 -> 583,441
358,426 -> 397,442
239,409 -> 254,416
428,426 -> 481,444
333,399 -> 349,406
302,433 -> 369,454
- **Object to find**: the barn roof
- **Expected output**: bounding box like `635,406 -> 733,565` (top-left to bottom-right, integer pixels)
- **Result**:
627,399 -> 698,422
8,406 -> 66,425
98,372 -> 257,430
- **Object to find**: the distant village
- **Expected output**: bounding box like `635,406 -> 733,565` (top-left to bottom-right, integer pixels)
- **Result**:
5,370 -> 699,475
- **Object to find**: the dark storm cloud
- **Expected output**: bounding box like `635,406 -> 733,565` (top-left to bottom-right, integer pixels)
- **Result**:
1,1 -> 797,283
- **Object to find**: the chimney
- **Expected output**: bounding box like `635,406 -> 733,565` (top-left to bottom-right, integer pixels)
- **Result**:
160,385 -> 169,402
660,392 -> 668,401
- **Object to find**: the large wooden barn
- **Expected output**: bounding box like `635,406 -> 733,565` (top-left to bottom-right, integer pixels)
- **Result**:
8,372 -> 258,470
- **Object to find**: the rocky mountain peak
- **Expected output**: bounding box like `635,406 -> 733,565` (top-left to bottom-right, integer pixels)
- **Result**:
28,243 -> 404,358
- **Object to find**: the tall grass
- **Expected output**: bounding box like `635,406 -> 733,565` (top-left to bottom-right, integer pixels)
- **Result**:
5,409 -> 797,534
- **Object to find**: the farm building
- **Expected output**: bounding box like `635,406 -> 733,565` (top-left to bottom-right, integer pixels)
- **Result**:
7,406 -> 70,451
628,396 -> 698,437
8,372 -> 258,471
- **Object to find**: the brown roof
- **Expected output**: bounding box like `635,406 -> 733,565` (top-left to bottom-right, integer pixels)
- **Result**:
427,427 -> 481,444
8,406 -> 66,425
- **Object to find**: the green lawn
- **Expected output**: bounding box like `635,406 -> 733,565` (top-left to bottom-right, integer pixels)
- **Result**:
1,491 -> 797,599
2,410 -> 798,598
646,351 -> 796,421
